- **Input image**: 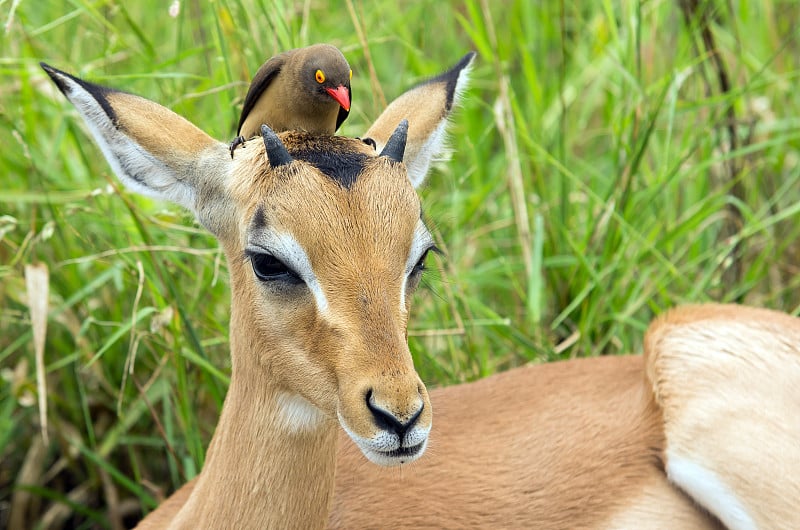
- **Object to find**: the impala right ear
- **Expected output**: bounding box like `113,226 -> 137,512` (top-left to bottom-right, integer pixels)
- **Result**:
364,52 -> 475,188
41,63 -> 233,235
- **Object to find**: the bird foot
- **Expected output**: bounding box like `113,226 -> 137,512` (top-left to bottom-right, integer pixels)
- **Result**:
229,136 -> 246,158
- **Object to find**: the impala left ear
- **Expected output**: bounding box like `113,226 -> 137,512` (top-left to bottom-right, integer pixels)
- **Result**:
364,52 -> 475,188
41,63 -> 227,214
41,63 -> 234,236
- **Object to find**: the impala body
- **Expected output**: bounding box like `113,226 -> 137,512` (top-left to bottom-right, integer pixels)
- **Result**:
42,53 -> 800,530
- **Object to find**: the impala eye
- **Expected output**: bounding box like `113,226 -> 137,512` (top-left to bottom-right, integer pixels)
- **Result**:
406,245 -> 438,297
249,252 -> 303,284
315,69 -> 326,84
412,254 -> 427,275
411,247 -> 435,276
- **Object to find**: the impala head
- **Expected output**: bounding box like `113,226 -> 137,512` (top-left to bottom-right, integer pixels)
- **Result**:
42,52 -> 474,466
228,124 -> 434,465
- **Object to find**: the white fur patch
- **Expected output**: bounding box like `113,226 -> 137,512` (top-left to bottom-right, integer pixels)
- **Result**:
667,452 -> 756,530
406,119 -> 448,188
275,392 -> 326,432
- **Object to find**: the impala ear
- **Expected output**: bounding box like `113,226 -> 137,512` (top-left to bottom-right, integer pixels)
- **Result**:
41,63 -> 232,234
364,52 -> 475,188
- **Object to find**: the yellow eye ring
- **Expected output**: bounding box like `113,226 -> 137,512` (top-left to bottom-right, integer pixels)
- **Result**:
315,70 -> 325,84
349,69 -> 353,80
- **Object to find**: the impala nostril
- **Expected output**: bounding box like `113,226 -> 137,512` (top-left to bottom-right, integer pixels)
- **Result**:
366,389 -> 425,438
366,392 -> 400,433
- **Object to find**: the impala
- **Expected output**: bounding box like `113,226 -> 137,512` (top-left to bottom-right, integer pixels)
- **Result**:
43,54 -> 799,530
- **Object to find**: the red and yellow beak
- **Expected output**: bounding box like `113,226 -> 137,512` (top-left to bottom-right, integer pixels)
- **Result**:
325,85 -> 351,111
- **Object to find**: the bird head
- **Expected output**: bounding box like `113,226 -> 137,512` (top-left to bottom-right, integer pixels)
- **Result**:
301,44 -> 352,111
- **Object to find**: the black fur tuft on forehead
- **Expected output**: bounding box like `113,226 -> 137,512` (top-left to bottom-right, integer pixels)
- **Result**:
279,132 -> 370,189
291,148 -> 368,189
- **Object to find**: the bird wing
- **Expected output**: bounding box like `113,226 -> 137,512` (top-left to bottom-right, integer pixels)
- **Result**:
236,55 -> 286,136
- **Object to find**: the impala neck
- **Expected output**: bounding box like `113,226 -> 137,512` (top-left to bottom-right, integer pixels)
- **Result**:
170,311 -> 339,529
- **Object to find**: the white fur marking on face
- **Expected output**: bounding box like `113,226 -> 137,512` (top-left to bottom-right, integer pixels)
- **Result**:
276,392 -> 326,432
247,229 -> 329,314
404,221 -> 435,276
667,452 -> 756,530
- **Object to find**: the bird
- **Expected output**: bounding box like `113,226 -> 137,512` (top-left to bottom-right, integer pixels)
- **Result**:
230,44 -> 352,156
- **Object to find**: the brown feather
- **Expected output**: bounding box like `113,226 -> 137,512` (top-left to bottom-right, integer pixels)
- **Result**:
236,44 -> 351,140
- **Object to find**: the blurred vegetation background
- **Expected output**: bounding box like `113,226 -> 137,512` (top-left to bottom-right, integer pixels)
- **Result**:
2,0 -> 799,527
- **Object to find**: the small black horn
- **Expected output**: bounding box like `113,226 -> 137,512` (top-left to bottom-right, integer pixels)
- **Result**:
379,119 -> 408,163
261,124 -> 292,167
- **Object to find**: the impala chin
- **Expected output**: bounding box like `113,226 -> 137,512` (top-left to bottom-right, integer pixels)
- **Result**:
338,412 -> 431,466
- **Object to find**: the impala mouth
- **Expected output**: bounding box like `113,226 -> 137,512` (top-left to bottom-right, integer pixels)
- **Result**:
362,439 -> 427,466
382,441 -> 425,459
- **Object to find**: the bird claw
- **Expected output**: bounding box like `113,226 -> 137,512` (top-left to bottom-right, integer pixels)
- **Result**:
229,136 -> 246,158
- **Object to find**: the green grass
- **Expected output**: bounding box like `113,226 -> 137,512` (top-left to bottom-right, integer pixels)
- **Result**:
2,0 -> 800,527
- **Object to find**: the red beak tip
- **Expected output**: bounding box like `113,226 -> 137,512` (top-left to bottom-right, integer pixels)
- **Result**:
326,86 -> 351,111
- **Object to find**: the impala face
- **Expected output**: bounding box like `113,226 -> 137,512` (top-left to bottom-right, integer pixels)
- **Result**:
225,133 -> 434,465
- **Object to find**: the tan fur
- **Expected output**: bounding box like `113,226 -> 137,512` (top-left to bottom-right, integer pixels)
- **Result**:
106,92 -> 218,158
141,354 -> 727,529
42,61 -> 799,529
646,305 -> 800,530
602,479 -> 719,530
138,134 -> 434,529
330,355 -> 721,529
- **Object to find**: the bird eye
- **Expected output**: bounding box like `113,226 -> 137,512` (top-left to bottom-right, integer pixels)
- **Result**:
315,69 -> 326,84
349,69 -> 353,80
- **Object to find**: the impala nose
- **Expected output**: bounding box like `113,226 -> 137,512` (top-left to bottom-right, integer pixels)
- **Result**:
365,389 -> 424,438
